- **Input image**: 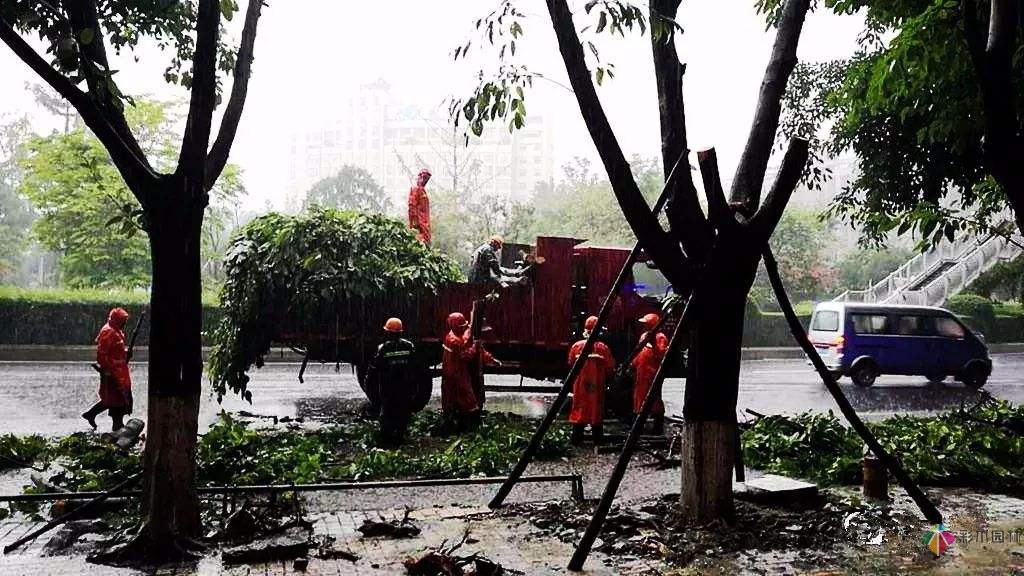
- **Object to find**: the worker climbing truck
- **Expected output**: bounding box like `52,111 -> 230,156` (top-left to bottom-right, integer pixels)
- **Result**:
277,235 -> 680,409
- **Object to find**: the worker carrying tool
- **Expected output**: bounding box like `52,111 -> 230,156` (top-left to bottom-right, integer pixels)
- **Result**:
365,317 -> 419,446
82,308 -> 134,432
632,312 -> 668,435
408,168 -> 431,244
439,312 -> 480,434
568,316 -> 616,445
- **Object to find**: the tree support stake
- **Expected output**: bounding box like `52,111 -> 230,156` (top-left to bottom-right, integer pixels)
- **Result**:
763,246 -> 943,524
488,149 -> 688,509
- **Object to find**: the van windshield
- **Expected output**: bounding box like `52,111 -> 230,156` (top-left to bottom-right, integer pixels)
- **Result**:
811,310 -> 839,332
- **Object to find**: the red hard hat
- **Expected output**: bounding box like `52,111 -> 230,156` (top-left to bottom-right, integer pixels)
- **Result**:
639,313 -> 660,330
108,307 -> 129,329
383,317 -> 403,333
584,316 -> 598,331
447,312 -> 468,330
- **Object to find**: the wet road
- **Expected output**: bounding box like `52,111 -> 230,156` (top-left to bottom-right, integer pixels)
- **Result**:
1,353 -> 1022,437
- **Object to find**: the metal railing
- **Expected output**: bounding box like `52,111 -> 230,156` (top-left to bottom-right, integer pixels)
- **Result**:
833,221 -> 1022,306
887,233 -> 1022,306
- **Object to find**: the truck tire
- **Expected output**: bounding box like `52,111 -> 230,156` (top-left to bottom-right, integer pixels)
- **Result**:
850,360 -> 878,388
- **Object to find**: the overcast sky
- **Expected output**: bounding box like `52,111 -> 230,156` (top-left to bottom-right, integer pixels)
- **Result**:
0,1 -> 864,210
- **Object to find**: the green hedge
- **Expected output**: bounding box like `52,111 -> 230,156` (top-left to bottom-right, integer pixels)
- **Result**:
1,287 -> 1019,348
0,287 -> 221,346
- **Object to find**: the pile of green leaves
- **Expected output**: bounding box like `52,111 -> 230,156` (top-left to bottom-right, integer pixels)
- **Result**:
196,412 -> 348,485
195,411 -> 570,485
331,411 -> 571,481
0,434 -> 49,472
742,402 -> 1024,488
207,208 -> 463,401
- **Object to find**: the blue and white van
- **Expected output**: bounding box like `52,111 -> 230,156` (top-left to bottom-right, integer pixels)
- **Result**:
807,302 -> 991,388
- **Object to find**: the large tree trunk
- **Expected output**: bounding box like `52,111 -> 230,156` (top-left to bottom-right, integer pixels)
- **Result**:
679,240 -> 759,523
142,183 -> 205,544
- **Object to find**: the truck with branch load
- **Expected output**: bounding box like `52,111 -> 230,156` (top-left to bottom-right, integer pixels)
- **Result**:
276,235 -> 678,402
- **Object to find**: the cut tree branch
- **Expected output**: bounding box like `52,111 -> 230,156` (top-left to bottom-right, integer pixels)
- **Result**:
696,148 -> 729,229
0,16 -> 157,200
650,0 -> 710,259
546,0 -> 689,287
751,138 -> 809,240
730,0 -> 810,212
63,0 -> 149,167
206,0 -> 264,190
178,0 -> 221,184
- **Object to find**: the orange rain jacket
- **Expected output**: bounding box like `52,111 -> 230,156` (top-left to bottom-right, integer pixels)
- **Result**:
568,339 -> 616,425
95,308 -> 132,408
631,330 -> 668,414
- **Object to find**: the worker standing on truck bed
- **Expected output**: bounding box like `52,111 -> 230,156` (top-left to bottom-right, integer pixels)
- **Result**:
408,168 -> 431,244
82,308 -> 133,431
439,312 -> 480,433
365,317 -> 418,446
568,316 -> 615,445
469,235 -> 509,285
632,312 -> 668,435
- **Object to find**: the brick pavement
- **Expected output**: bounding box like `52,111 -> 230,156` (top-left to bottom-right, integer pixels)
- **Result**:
1,503 -> 645,576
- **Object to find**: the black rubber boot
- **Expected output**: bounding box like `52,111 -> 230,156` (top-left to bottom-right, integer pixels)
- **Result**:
570,424 -> 586,445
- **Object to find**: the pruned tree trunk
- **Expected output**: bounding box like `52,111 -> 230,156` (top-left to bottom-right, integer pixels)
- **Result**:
679,419 -> 736,522
680,238 -> 759,523
141,189 -> 206,542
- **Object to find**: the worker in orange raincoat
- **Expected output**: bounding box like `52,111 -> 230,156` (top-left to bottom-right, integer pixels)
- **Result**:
632,312 -> 668,435
440,312 -> 479,433
408,168 -> 431,243
82,308 -> 133,431
568,316 -> 615,445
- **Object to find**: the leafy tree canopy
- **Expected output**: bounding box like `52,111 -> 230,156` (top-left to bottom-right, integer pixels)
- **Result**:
2,0 -> 240,110
304,165 -> 391,214
772,0 -> 1024,248
18,99 -> 244,288
208,208 -> 463,401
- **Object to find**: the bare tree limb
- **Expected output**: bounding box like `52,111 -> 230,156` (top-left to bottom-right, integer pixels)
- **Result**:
730,0 -> 810,212
62,0 -> 149,167
751,138 -> 809,240
650,0 -> 710,259
546,0 -> 689,286
696,148 -> 729,229
178,0 -> 221,184
205,0 -> 264,189
0,16 -> 157,200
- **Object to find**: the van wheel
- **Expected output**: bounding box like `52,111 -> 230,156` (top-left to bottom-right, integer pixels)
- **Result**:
851,362 -> 878,388
960,362 -> 989,389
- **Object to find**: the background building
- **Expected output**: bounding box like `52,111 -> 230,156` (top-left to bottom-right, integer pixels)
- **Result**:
287,80 -> 555,212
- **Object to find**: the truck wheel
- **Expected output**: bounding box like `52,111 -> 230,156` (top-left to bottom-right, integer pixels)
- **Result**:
960,362 -> 989,389
850,361 -> 878,388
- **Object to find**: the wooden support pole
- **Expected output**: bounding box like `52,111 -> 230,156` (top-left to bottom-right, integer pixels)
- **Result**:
488,150 -> 688,509
568,295 -> 695,571
762,246 -> 943,524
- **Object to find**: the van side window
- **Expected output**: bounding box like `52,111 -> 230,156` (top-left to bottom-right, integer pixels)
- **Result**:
811,310 -> 839,331
935,317 -> 966,339
895,315 -> 934,336
852,314 -> 889,335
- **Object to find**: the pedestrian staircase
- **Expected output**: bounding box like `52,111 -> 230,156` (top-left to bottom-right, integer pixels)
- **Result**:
833,226 -> 1023,307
